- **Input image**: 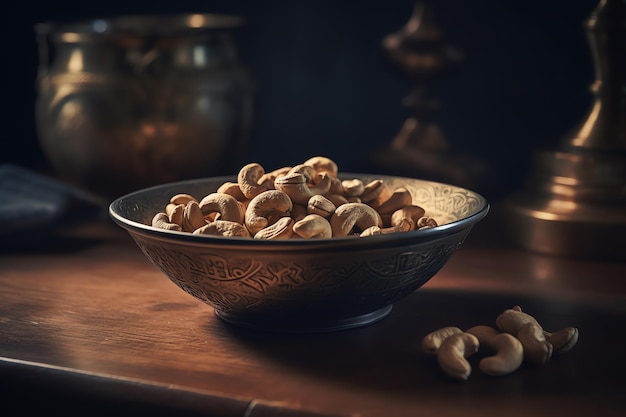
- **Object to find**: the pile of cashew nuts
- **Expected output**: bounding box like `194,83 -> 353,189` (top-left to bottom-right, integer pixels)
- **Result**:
150,156 -> 438,239
422,306 -> 579,381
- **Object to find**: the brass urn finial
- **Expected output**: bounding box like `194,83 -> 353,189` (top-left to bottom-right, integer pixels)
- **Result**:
365,1 -> 489,191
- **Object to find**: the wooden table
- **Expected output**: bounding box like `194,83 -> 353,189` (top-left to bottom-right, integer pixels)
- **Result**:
1,207 -> 625,417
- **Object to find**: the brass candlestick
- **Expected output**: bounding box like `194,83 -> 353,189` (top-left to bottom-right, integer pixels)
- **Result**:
504,0 -> 626,260
364,1 -> 489,192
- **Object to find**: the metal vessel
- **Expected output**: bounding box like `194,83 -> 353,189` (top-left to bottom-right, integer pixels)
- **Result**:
504,0 -> 626,260
35,14 -> 254,198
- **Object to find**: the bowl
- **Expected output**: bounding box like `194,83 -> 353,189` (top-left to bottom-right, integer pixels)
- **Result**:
109,173 -> 489,332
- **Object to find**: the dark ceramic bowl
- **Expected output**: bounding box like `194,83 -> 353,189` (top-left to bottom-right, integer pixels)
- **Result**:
109,173 -> 489,332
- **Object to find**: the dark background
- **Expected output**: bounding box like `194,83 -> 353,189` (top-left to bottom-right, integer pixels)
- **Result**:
2,0 -> 598,199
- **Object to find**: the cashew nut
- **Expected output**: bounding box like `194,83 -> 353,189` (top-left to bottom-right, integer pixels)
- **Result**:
165,203 -> 184,227
216,181 -> 247,202
287,164 -> 317,182
303,155 -> 338,177
360,179 -> 393,209
421,326 -> 463,355
436,332 -> 480,381
517,322 -> 553,364
359,226 -> 380,237
254,216 -> 295,240
170,193 -> 198,206
288,163 -> 335,198
466,325 -> 524,376
151,212 -> 182,231
390,205 -> 426,230
327,175 -> 344,195
376,187 -> 413,215
544,327 -> 579,355
495,305 -> 537,334
258,166 -> 292,186
274,172 -> 332,205
244,190 -> 293,235
360,218 -> 412,237
496,306 -> 552,364
417,216 -> 438,229
238,162 -> 271,200
293,214 -> 333,238
330,202 -> 381,237
341,179 -> 364,198
325,193 -> 350,207
182,200 -> 207,233
307,195 -> 336,219
198,193 -> 243,224
193,220 -> 250,238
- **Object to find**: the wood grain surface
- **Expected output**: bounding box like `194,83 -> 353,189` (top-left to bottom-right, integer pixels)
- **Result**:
1,210 -> 625,417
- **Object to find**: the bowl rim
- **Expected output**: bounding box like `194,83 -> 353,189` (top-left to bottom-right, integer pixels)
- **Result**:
108,173 -> 490,249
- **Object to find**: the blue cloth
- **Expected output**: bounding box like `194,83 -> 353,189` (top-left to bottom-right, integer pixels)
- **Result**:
0,164 -> 104,244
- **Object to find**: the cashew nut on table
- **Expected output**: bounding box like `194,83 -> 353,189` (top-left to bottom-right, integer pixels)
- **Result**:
150,156 -> 440,239
436,332 -> 480,381
496,305 -> 579,363
466,325 -> 524,376
422,306 -> 579,381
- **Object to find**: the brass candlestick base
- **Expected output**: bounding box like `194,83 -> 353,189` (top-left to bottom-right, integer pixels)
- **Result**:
505,150 -> 626,260
505,0 -> 626,260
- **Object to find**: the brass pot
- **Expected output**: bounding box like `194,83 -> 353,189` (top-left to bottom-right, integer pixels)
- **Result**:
35,14 -> 254,198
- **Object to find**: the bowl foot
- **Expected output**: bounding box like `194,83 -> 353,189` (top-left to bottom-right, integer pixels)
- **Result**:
214,305 -> 393,333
